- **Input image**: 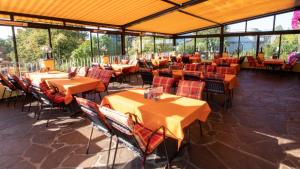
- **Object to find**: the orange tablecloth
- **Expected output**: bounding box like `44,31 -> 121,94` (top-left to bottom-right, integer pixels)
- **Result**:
111,64 -> 136,72
153,70 -> 238,89
263,59 -> 284,65
101,89 -> 211,146
25,71 -> 68,85
212,63 -> 240,74
46,77 -> 105,104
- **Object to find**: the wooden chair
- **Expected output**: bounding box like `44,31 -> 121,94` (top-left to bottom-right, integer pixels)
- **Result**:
100,106 -> 170,169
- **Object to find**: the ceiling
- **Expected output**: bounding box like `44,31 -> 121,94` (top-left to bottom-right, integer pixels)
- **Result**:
0,0 -> 298,34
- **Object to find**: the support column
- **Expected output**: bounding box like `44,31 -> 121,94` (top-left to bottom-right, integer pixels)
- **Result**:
11,15 -> 19,75
121,28 -> 126,56
220,25 -> 224,56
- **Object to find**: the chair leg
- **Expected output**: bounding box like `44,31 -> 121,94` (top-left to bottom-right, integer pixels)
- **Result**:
86,123 -> 94,154
21,94 -> 27,112
6,90 -> 12,107
198,120 -> 203,136
37,102 -> 43,120
163,139 -> 170,169
111,139 -> 119,169
106,136 -> 113,169
46,105 -> 53,127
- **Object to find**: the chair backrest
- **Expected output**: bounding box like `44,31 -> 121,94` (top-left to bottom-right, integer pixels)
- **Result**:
158,69 -> 172,78
176,80 -> 205,99
204,78 -> 226,94
216,67 -> 236,75
87,67 -> 102,79
100,106 -> 143,155
68,67 -> 77,74
11,75 -> 29,92
203,72 -> 225,80
206,65 -> 215,73
171,62 -> 183,70
77,67 -> 89,77
0,72 -> 16,90
139,68 -> 153,85
183,71 -> 201,81
184,63 -> 200,71
98,69 -> 113,87
152,76 -> 174,93
75,97 -> 111,134
182,56 -> 190,64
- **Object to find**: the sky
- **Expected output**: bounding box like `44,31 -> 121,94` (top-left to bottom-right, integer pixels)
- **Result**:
0,11 -> 296,39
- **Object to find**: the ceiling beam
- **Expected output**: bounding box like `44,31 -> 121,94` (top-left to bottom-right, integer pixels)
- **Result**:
123,0 -> 207,28
178,10 -> 221,25
0,11 -> 120,29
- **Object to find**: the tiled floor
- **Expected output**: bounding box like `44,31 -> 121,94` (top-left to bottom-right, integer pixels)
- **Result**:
0,70 -> 300,169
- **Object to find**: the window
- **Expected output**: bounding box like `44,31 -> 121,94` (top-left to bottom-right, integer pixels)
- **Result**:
184,38 -> 195,54
15,27 -> 50,72
0,26 -> 15,75
259,35 -> 280,59
176,38 -> 184,54
280,34 -> 300,61
125,35 -> 141,59
275,11 -> 300,31
155,38 -> 173,54
239,36 -> 257,56
196,38 -> 207,59
91,33 -> 100,57
207,37 -> 220,59
142,36 -> 154,55
224,37 -> 239,57
225,22 -> 246,33
51,29 -> 90,60
179,32 -> 196,36
247,16 -> 274,32
106,34 -> 121,56
197,27 -> 221,35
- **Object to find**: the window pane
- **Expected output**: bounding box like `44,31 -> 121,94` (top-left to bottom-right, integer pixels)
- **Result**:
125,35 -> 141,59
179,32 -> 196,36
176,38 -> 184,54
207,37 -> 220,59
225,22 -> 245,33
247,16 -> 274,32
0,26 -> 15,75
196,38 -> 207,59
155,38 -> 173,54
224,37 -> 239,57
142,36 -> 154,55
280,34 -> 300,61
259,35 -> 280,59
106,34 -> 121,56
91,33 -> 99,57
51,29 -> 90,60
239,36 -> 257,56
197,27 -> 221,35
16,27 -> 50,72
185,38 -> 195,54
275,11 -> 300,31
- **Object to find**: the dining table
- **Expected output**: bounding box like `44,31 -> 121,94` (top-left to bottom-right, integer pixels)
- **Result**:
263,59 -> 284,71
25,71 -> 68,86
101,88 -> 211,148
46,76 -> 105,104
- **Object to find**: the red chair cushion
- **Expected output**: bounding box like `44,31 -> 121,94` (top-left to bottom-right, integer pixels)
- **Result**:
216,67 -> 236,75
152,76 -> 175,93
133,123 -> 164,154
176,80 -> 205,100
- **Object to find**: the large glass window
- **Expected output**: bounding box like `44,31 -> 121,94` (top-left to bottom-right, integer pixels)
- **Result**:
224,37 -> 239,57
176,38 -> 184,54
239,36 -> 257,56
142,36 -> 154,55
197,27 -> 221,35
155,38 -> 173,54
0,26 -> 15,75
91,33 -> 100,57
247,16 -> 274,32
225,22 -> 246,33
196,38 -> 207,59
15,27 -> 50,72
125,35 -> 141,58
275,11 -> 300,31
259,35 -> 280,59
51,29 -> 89,60
207,37 -> 220,59
280,34 -> 300,61
184,38 -> 195,54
